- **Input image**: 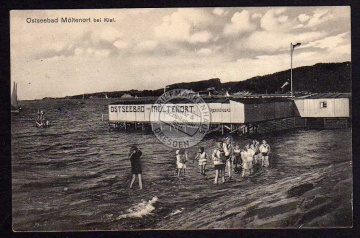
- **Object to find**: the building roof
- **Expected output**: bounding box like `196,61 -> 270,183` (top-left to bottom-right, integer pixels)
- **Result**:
294,93 -> 351,99
230,97 -> 290,104
110,96 -> 291,105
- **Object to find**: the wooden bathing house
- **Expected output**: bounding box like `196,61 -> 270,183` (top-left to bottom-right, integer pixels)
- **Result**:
293,93 -> 351,129
107,97 -> 298,135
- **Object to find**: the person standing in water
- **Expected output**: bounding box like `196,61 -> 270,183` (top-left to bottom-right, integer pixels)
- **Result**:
129,145 -> 143,189
233,145 -> 242,173
176,149 -> 187,176
175,150 -> 180,175
37,109 -> 45,121
251,140 -> 260,164
251,140 -> 260,172
259,140 -> 271,167
241,144 -> 255,177
223,137 -> 234,181
194,147 -> 209,175
212,141 -> 226,184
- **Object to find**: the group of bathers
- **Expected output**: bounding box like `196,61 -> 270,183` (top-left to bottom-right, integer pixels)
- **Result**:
176,138 -> 271,181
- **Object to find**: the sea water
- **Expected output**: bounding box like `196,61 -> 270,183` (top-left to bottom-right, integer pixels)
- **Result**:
11,98 -> 352,231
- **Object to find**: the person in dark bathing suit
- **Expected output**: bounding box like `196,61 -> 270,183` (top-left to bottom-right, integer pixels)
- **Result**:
129,145 -> 143,189
223,137 -> 234,181
233,145 -> 242,173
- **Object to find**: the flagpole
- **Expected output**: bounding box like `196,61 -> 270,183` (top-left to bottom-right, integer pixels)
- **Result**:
290,43 -> 293,97
290,42 -> 301,98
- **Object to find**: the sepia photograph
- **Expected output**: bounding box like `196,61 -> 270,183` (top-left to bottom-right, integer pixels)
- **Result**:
10,7 -> 352,231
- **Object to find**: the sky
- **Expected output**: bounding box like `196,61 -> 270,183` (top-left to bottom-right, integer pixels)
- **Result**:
11,7 -> 351,100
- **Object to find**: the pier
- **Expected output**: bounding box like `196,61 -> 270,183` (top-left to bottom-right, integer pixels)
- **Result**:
105,93 -> 351,135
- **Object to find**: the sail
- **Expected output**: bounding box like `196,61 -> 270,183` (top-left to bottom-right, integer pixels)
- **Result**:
11,82 -> 19,108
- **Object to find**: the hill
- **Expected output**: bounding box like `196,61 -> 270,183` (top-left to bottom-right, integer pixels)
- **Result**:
222,62 -> 351,94
67,62 -> 351,99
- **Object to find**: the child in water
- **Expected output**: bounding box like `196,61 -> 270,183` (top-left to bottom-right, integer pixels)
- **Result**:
241,144 -> 254,177
251,140 -> 260,164
129,145 -> 143,189
223,137 -> 234,181
259,140 -> 271,167
176,149 -> 188,176
212,141 -> 226,184
233,145 -> 242,173
194,147 -> 209,175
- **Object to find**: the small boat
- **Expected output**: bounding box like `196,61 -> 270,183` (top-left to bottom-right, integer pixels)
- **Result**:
35,109 -> 50,128
11,82 -> 21,114
35,119 -> 50,128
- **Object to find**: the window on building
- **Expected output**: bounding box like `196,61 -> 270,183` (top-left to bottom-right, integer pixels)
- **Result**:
320,101 -> 327,108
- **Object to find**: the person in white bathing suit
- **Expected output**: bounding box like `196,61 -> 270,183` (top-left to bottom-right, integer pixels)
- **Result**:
176,149 -> 188,176
212,141 -> 226,184
259,140 -> 271,167
194,146 -> 209,175
241,144 -> 255,177
233,145 -> 241,173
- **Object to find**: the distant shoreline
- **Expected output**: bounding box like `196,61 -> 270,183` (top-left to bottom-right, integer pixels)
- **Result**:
16,62 -> 351,101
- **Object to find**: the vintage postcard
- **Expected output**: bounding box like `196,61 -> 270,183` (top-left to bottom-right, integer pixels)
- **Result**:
11,7 -> 352,231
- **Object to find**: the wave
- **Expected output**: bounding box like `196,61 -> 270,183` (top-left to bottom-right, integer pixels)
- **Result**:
116,196 -> 158,219
69,199 -> 91,206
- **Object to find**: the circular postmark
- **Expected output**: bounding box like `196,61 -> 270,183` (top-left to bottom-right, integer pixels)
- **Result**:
150,89 -> 211,149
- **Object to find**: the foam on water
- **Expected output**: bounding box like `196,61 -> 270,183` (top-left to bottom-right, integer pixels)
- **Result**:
168,208 -> 185,217
69,199 -> 91,206
116,196 -> 159,219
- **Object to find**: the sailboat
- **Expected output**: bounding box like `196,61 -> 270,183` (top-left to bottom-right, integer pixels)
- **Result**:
11,82 -> 21,114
